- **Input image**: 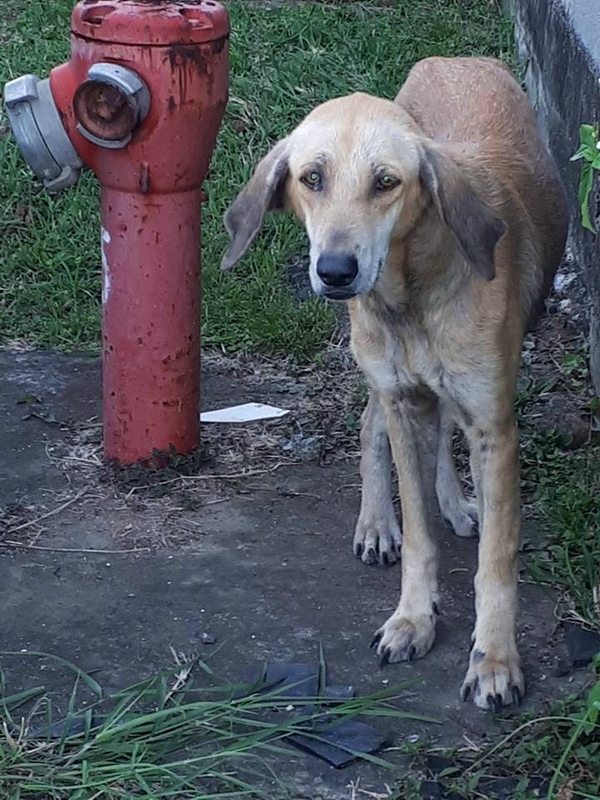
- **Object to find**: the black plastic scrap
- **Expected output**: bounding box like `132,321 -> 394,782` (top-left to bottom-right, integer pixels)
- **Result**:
289,717 -> 388,768
241,661 -> 388,768
564,621 -> 600,668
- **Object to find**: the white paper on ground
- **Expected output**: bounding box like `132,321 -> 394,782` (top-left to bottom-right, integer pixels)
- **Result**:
200,402 -> 290,423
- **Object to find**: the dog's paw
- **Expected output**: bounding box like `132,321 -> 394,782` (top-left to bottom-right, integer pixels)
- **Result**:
353,512 -> 402,566
460,648 -> 524,711
370,612 -> 436,665
441,497 -> 478,539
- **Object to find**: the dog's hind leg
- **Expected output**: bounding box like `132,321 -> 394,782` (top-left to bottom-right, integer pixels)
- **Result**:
436,405 -> 478,538
353,390 -> 402,566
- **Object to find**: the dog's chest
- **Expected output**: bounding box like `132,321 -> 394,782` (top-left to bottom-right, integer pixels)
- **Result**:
350,306 -> 446,398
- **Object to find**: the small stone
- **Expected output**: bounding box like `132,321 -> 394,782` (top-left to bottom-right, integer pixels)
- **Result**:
551,657 -> 571,678
201,633 -> 216,645
564,621 -> 600,667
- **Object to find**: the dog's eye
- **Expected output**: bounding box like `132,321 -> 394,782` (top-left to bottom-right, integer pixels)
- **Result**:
375,175 -> 400,192
301,171 -> 322,191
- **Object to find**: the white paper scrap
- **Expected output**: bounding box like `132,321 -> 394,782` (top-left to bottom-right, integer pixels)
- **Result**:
200,402 -> 290,424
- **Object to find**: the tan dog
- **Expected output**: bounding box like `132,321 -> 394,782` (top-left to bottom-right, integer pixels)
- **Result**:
221,57 -> 568,710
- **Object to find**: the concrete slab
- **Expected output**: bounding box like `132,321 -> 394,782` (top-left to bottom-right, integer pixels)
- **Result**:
0,350 -> 586,797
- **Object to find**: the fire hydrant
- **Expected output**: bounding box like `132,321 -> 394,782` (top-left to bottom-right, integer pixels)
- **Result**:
3,0 -> 229,465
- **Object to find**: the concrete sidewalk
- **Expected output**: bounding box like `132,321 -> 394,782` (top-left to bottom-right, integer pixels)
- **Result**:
0,350 -> 585,797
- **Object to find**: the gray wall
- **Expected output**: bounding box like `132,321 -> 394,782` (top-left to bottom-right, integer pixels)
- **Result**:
508,0 -> 600,391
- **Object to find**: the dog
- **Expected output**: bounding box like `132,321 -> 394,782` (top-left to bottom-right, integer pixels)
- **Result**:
220,57 -> 568,710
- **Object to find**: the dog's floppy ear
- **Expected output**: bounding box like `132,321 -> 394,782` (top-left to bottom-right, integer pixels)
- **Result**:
220,139 -> 290,271
419,141 -> 506,280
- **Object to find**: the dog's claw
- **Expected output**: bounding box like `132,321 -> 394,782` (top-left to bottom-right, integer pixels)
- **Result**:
486,693 -> 503,713
408,644 -> 416,662
370,631 -> 383,650
353,511 -> 402,567
379,648 -> 390,668
512,686 -> 522,707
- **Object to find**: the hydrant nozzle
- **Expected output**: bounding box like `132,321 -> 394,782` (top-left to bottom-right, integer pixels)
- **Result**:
4,74 -> 82,192
74,63 -> 150,149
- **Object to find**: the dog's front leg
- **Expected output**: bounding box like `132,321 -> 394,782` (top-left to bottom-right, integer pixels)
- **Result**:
461,419 -> 525,710
371,391 -> 440,664
353,390 -> 402,566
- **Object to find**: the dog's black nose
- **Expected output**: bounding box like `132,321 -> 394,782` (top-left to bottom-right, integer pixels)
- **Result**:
316,253 -> 358,287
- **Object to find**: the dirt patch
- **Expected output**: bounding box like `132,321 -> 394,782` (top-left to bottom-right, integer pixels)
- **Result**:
1,256 -> 595,554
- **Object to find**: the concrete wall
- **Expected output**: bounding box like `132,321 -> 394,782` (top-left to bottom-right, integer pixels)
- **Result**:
508,0 -> 600,392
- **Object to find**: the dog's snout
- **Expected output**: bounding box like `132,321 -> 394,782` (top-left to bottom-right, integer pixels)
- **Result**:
316,253 -> 359,287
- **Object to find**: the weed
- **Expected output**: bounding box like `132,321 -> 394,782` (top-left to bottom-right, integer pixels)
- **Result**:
395,667 -> 600,799
0,649 -> 435,799
571,124 -> 600,233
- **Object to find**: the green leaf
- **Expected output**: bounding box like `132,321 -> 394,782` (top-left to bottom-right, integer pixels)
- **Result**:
571,144 -> 587,162
580,124 -> 598,150
0,685 -> 45,711
0,651 -> 103,699
578,162 -> 595,232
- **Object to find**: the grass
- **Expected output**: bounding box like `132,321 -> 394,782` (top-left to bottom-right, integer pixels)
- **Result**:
532,458 -> 600,631
516,347 -> 600,633
0,650 -> 435,799
395,666 -> 600,799
0,0 -> 514,356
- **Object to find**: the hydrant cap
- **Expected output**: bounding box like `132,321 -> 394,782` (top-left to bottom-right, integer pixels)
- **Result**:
72,1 -> 230,46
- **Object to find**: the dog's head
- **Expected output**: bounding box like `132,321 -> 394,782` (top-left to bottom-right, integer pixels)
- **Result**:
221,92 -> 505,300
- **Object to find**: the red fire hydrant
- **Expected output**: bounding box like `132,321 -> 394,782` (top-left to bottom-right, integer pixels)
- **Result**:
3,0 -> 229,464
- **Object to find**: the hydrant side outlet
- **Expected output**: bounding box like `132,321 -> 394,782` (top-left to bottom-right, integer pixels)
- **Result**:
4,75 -> 82,191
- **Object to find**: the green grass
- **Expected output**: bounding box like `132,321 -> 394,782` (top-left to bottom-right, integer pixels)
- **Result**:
0,0 -> 513,356
0,650 -> 435,799
396,666 -> 600,799
516,348 -> 600,633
